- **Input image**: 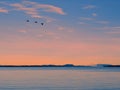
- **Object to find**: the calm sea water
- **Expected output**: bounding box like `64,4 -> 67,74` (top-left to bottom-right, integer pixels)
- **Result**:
0,67 -> 120,90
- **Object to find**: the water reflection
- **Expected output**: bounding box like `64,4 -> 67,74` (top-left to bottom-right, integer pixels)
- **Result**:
0,68 -> 120,90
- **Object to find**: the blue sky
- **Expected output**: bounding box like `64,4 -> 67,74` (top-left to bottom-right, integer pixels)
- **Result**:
0,0 -> 120,65
0,0 -> 120,27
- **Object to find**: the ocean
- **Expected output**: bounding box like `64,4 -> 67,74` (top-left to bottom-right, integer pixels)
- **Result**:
0,67 -> 120,90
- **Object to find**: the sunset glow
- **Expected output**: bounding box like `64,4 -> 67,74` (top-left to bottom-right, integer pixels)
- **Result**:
0,0 -> 120,65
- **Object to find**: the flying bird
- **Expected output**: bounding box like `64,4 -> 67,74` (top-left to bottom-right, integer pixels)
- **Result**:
25,19 -> 46,32
41,23 -> 44,26
35,21 -> 38,23
26,20 -> 30,22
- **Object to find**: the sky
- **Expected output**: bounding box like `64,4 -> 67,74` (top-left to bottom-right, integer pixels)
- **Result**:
0,0 -> 120,65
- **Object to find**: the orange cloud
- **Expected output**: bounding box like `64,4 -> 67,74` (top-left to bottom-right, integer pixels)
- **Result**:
11,3 -> 42,18
0,8 -> 8,13
36,4 -> 65,15
10,1 -> 65,19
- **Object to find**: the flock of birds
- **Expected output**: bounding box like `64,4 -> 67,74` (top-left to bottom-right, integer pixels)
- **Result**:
26,20 -> 44,26
26,19 -> 46,32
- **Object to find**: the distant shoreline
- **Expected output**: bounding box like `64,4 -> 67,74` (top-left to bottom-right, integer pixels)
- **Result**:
0,64 -> 120,67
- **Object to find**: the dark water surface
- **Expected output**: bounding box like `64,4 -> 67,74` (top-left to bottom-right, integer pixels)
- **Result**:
0,67 -> 120,90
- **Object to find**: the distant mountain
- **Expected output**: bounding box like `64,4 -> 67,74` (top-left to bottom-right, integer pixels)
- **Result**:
95,64 -> 120,67
95,64 -> 112,67
0,64 -> 120,67
0,64 -> 90,67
